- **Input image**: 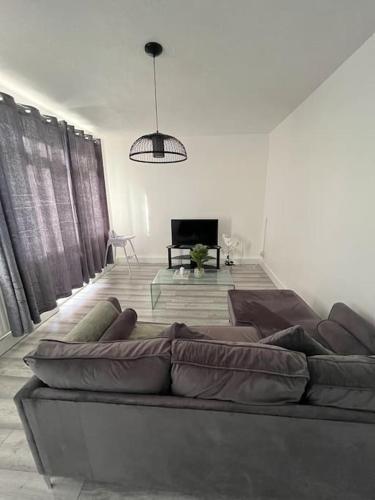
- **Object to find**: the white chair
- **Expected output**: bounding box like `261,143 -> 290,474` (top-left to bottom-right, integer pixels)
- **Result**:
105,230 -> 139,274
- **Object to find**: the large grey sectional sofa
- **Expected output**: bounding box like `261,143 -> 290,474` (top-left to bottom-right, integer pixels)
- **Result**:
15,294 -> 375,500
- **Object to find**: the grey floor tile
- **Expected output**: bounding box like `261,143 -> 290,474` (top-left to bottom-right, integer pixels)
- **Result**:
0,358 -> 32,378
2,340 -> 40,359
0,428 -> 12,447
0,429 -> 37,472
0,375 -> 29,398
0,397 -> 22,430
0,468 -> 83,500
79,481 -> 200,500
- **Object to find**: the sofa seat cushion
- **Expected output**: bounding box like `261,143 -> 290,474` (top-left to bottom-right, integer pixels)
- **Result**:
159,324 -> 260,343
239,301 -> 292,334
63,299 -> 120,342
259,325 -> 333,356
100,308 -> 138,341
171,339 -> 309,405
228,289 -> 320,336
129,322 -> 169,340
306,355 -> 375,412
194,325 -> 260,343
24,338 -> 171,394
159,323 -> 211,340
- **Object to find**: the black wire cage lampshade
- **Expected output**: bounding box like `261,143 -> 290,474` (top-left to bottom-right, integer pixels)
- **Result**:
129,42 -> 187,164
129,132 -> 187,163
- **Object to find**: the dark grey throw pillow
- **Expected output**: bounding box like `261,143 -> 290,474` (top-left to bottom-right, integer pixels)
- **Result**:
106,296 -> 122,313
306,355 -> 375,412
100,308 -> 138,341
24,338 -> 171,394
259,325 -> 333,356
159,322 -> 211,340
171,338 -> 309,405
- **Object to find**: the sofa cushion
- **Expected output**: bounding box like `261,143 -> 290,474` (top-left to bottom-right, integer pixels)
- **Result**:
243,301 -> 291,334
100,308 -> 138,341
24,338 -> 171,394
329,302 -> 375,346
306,355 -> 375,412
171,339 -> 309,405
315,303 -> 375,355
315,320 -> 372,355
129,322 -> 169,340
194,325 -> 260,343
259,325 -> 332,356
159,323 -> 211,340
63,299 -> 120,342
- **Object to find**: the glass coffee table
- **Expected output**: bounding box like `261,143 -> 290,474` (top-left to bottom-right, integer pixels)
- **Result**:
150,268 -> 235,309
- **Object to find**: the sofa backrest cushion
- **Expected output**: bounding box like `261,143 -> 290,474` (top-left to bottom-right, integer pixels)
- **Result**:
171,339 -> 309,405
315,320 -> 372,355
24,338 -> 171,394
63,299 -> 120,342
99,308 -> 138,341
306,355 -> 375,411
314,303 -> 375,355
259,325 -> 333,356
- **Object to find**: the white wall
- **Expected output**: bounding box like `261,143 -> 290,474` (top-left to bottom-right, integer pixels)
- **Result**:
263,34 -> 375,323
101,132 -> 269,261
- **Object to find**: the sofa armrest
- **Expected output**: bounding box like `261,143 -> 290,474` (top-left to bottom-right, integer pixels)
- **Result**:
328,303 -> 375,353
14,376 -> 47,474
329,303 -> 375,334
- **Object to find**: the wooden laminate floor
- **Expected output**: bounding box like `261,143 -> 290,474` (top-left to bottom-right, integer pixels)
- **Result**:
0,263 -> 274,499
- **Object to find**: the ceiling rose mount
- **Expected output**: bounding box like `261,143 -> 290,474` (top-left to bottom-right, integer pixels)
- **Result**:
129,41 -> 187,164
144,41 -> 163,58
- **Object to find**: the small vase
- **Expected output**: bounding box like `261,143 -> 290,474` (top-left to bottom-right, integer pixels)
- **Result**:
194,267 -> 205,278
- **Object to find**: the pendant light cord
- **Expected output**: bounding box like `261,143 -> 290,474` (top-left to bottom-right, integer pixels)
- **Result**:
153,56 -> 159,132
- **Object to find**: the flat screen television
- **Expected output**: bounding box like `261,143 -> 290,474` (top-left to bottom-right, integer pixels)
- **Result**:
171,219 -> 218,246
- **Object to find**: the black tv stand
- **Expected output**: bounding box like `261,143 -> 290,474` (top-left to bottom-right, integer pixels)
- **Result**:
167,244 -> 221,270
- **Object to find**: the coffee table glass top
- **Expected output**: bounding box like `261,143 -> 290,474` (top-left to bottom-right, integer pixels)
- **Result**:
152,268 -> 234,286
150,269 -> 235,309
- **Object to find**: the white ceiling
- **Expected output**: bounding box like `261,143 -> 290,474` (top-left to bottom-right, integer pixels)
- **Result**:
0,0 -> 375,135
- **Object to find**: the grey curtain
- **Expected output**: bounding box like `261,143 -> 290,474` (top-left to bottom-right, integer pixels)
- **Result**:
0,199 -> 33,335
0,92 -> 111,337
66,126 -> 110,282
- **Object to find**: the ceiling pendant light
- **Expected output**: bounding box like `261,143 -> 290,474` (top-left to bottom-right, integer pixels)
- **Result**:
129,42 -> 187,164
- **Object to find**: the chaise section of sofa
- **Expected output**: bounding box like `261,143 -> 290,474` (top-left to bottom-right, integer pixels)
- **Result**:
227,289 -> 321,336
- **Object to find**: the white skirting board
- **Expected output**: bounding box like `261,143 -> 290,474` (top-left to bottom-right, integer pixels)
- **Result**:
259,260 -> 286,289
